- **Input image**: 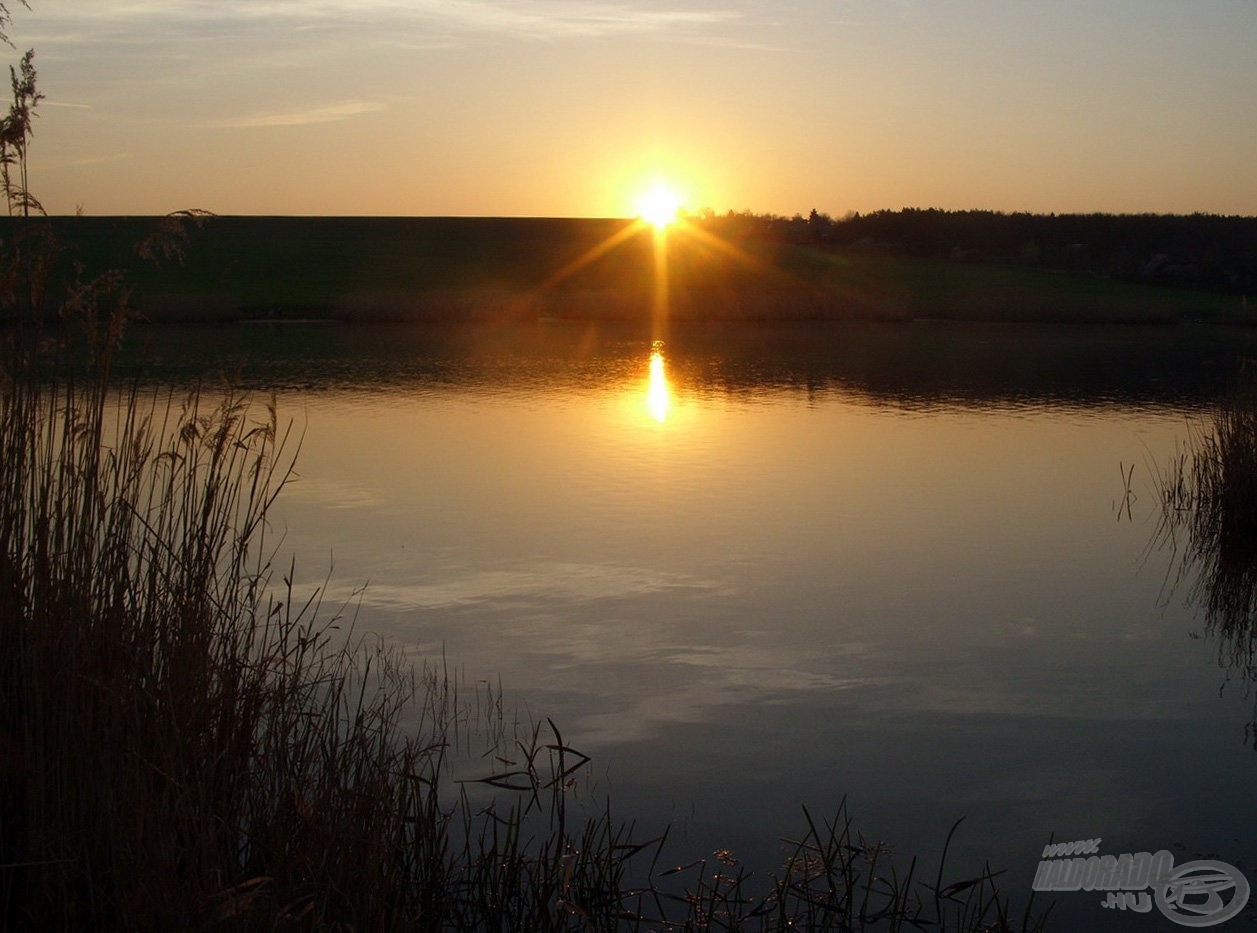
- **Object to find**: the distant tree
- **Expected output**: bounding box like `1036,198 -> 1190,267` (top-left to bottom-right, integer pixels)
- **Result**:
709,206 -> 1257,295
808,208 -> 833,243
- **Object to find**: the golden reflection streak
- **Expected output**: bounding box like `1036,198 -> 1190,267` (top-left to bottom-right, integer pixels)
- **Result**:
647,341 -> 670,423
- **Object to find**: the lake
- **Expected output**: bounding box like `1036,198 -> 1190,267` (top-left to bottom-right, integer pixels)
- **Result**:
124,319 -> 1257,926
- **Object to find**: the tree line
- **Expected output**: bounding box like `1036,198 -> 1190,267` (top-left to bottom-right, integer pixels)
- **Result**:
687,207 -> 1257,295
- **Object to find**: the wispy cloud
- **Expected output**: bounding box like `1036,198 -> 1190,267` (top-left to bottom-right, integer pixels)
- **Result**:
43,153 -> 131,170
403,1 -> 744,41
209,101 -> 386,128
17,0 -> 769,95
26,1 -> 747,44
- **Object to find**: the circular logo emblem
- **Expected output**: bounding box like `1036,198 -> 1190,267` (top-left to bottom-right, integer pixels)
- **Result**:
1155,860 -> 1250,927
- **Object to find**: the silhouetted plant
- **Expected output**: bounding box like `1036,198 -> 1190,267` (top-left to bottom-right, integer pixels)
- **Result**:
1157,371 -> 1257,746
0,48 -> 42,219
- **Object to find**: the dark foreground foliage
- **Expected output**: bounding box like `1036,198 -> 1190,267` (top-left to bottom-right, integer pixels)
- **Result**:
1156,369 -> 1257,749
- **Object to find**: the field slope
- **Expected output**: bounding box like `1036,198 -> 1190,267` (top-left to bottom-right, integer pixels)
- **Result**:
8,215 -> 1249,325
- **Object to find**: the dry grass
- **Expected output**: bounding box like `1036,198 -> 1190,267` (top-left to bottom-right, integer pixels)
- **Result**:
1156,374 -> 1257,742
0,319 -> 638,929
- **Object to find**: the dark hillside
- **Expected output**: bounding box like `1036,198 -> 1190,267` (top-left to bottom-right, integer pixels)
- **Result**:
2,214 -> 1251,325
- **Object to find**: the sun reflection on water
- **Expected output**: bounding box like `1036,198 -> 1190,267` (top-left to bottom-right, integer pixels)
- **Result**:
647,340 -> 670,423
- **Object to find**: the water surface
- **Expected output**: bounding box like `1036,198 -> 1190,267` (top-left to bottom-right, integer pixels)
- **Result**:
126,320 -> 1257,924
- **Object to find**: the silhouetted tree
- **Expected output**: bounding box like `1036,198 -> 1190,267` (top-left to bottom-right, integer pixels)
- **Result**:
688,207 -> 1257,295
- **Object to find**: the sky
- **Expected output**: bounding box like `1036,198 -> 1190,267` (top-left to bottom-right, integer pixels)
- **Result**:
9,0 -> 1257,218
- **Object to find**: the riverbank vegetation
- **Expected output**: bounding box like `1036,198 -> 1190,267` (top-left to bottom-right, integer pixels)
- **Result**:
1156,372 -> 1257,747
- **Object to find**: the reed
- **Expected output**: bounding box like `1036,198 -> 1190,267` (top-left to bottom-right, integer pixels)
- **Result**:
640,802 -> 1046,932
1149,371 -> 1257,764
0,44 -> 437,926
1160,380 -> 1257,593
0,320 -> 652,928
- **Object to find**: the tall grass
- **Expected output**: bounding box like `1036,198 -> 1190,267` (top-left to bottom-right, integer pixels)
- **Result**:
0,42 -> 450,926
1159,379 -> 1257,618
1157,374 -> 1257,747
0,280 -> 644,924
3,345 -> 385,924
0,296 -> 653,929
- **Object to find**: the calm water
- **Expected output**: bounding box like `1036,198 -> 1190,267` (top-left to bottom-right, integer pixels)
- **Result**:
127,320 -> 1257,926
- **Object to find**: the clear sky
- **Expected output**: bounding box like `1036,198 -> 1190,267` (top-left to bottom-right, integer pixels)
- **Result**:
12,1 -> 1257,218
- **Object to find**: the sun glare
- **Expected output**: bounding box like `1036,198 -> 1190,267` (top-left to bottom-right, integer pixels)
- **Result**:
635,182 -> 682,231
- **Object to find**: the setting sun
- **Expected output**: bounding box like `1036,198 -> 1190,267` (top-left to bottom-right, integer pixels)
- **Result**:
635,182 -> 683,230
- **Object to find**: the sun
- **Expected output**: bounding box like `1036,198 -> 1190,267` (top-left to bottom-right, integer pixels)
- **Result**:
635,181 -> 682,230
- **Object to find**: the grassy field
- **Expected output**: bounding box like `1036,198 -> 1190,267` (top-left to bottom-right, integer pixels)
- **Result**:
6,215 -> 1248,326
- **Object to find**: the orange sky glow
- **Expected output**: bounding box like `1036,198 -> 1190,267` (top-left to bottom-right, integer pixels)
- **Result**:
13,1 -> 1257,218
